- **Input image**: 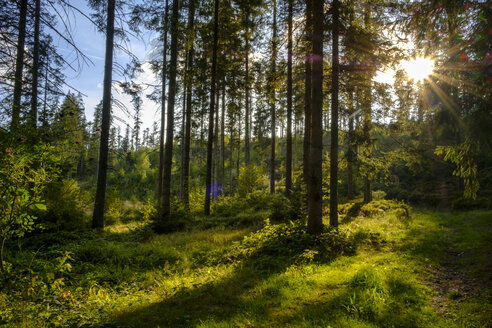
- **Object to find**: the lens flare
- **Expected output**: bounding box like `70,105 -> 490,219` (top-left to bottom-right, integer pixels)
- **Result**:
402,57 -> 435,82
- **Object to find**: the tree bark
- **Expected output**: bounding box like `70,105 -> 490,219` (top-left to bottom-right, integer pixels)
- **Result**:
11,0 -> 28,131
285,0 -> 293,197
221,81 -> 226,190
303,0 -> 312,190
347,91 -> 355,200
307,0 -> 323,235
244,13 -> 250,166
30,0 -> 41,128
92,0 -> 115,229
329,0 -> 340,228
182,0 -> 195,208
204,0 -> 219,215
158,0 -> 169,210
270,0 -> 277,194
161,0 -> 180,219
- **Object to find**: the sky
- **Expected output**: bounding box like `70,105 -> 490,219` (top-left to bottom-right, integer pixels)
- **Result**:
54,0 -> 160,133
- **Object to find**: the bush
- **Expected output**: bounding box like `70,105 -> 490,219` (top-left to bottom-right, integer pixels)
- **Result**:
40,179 -> 91,231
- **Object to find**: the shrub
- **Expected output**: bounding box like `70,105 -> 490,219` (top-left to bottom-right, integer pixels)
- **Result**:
0,141 -> 60,272
41,179 -> 91,231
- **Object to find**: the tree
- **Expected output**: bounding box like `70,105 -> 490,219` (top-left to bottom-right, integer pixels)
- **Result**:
329,0 -> 340,227
11,0 -> 28,131
182,0 -> 196,208
269,0 -> 278,194
29,0 -> 41,128
204,0 -> 219,215
92,0 -> 116,229
161,0 -> 180,219
307,0 -> 323,235
285,0 -> 293,197
158,0 -> 169,209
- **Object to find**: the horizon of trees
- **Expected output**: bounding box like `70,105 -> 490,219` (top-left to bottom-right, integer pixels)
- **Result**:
1,0 -> 491,234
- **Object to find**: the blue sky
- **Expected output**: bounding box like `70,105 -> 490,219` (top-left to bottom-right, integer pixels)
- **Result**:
54,0 -> 160,132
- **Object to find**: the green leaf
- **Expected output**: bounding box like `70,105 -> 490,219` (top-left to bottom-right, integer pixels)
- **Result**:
34,203 -> 47,211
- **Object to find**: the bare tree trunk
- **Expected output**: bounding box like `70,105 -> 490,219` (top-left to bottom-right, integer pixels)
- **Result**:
213,90 -> 220,196
30,0 -> 41,128
221,81 -> 225,191
179,60 -> 187,201
363,5 -> 372,204
244,13 -> 250,166
303,0 -> 312,189
11,0 -> 28,131
329,0 -> 340,228
285,0 -> 293,197
307,0 -> 323,235
204,0 -> 219,215
182,0 -> 195,208
270,0 -> 277,194
92,0 -> 115,229
158,0 -> 169,209
347,90 -> 355,200
161,0 -> 180,219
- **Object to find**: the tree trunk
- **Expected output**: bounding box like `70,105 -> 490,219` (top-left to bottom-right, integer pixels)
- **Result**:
182,0 -> 195,208
270,0 -> 277,194
347,90 -> 355,200
244,13 -> 250,166
92,0 -> 115,229
158,0 -> 169,209
363,5 -> 372,204
11,0 -> 28,131
30,0 -> 41,128
179,60 -> 187,201
303,0 -> 312,189
161,0 -> 180,219
221,81 -> 226,191
204,0 -> 219,215
285,0 -> 293,197
307,0 -> 323,235
329,0 -> 340,228
213,89 -> 220,197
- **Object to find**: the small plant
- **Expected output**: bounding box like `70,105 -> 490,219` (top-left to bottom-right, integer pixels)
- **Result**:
0,141 -> 60,272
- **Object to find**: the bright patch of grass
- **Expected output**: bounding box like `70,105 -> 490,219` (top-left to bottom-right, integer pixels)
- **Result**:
1,204 -> 490,327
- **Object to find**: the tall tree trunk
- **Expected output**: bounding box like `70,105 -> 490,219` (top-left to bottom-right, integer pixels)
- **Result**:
221,81 -> 226,190
270,0 -> 277,194
30,0 -> 41,128
11,0 -> 28,131
307,0 -> 323,235
285,0 -> 293,197
329,0 -> 340,228
213,90 -> 220,196
182,0 -> 195,208
92,0 -> 115,229
303,0 -> 312,189
179,60 -> 187,201
161,0 -> 180,219
363,5 -> 372,204
158,0 -> 169,209
347,90 -> 355,200
244,13 -> 250,166
204,0 -> 219,215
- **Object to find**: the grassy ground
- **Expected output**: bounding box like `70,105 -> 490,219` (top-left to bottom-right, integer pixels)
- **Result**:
1,204 -> 491,327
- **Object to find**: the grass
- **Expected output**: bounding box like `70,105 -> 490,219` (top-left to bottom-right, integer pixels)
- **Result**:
1,203 -> 491,327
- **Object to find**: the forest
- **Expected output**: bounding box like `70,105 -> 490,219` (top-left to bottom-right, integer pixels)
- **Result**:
0,0 -> 491,327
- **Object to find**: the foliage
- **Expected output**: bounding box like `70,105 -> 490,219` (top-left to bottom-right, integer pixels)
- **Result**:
237,164 -> 266,197
0,141 -> 60,271
40,179 -> 91,231
435,140 -> 479,199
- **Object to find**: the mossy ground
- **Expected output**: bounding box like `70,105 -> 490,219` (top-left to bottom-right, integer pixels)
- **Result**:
1,203 -> 490,327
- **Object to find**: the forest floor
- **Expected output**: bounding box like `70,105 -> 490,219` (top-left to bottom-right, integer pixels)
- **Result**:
1,204 -> 491,327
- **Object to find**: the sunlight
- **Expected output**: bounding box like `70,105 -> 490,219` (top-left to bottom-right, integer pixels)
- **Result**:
401,57 -> 435,82
374,68 -> 396,85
